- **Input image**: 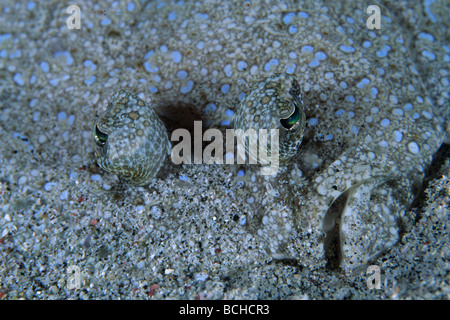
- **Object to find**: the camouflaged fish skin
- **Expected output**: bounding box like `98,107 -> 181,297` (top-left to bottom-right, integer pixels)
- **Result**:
92,0 -> 446,271
93,90 -> 171,186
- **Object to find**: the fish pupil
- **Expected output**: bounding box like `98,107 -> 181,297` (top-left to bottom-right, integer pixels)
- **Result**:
95,125 -> 108,146
280,102 -> 301,130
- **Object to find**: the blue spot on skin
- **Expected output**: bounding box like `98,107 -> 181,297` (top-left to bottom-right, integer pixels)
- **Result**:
221,84 -> 230,94
264,59 -> 279,71
298,12 -> 308,18
309,51 -> 326,68
168,11 -> 176,20
315,52 -> 327,60
144,62 -> 158,73
351,126 -> 359,134
289,25 -> 298,34
57,111 -> 66,121
194,13 -> 209,20
380,119 -> 390,127
221,120 -> 231,126
309,60 -> 320,68
286,63 -> 296,74
101,17 -> 111,25
109,69 -> 118,77
237,60 -> 247,71
413,112 -> 420,119
237,169 -> 245,176
127,2 -> 135,11
336,109 -> 345,116
179,175 -> 189,181
0,34 -> 11,44
422,50 -> 436,60
83,60 -> 96,71
301,45 -> 314,53
424,0 -> 437,22
308,118 -> 318,126
340,45 -> 355,53
409,65 -> 419,75
394,130 -> 403,142
357,78 -> 370,88
376,45 -> 391,57
172,51 -> 182,63
336,26 -> 345,33
9,49 -> 21,59
418,32 -> 434,42
40,61 -> 49,73
144,50 -> 154,59
177,70 -> 187,79
422,110 -> 433,119
225,109 -> 234,117
404,103 -> 413,111
84,75 -> 95,86
196,41 -> 204,49
340,81 -> 348,89
180,80 -> 194,94
282,12 -> 296,24
345,95 -> 356,103
203,103 -> 217,113
390,95 -> 399,104
382,15 -> 392,23
149,86 -> 158,93
224,64 -> 232,77
50,78 -> 59,86
13,73 -> 24,86
324,134 -> 334,141
67,114 -> 74,126
363,41 -> 371,48
244,16 -> 254,24
371,87 -> 379,98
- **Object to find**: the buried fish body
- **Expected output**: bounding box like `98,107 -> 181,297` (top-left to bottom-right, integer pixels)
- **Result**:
93,0 -> 446,271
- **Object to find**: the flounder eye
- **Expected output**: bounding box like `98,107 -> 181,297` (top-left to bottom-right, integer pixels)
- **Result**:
94,125 -> 108,146
280,101 -> 301,130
